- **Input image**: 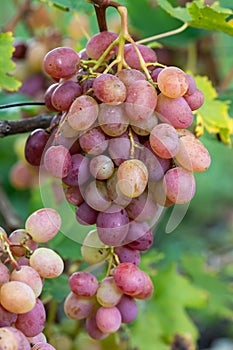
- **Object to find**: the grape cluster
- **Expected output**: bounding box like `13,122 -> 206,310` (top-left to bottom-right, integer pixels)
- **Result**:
0,208 -> 63,349
24,30 -> 211,339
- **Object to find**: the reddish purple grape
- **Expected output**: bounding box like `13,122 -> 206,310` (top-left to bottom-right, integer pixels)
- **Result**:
25,129 -> 50,166
93,74 -> 126,105
124,44 -> 157,70
117,295 -> 138,323
69,272 -> 98,298
75,202 -> 98,225
51,81 -> 82,111
86,31 -> 118,60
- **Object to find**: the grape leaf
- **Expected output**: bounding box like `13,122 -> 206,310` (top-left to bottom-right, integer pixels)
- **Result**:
131,264 -> 207,349
43,274 -> 70,302
182,255 -> 233,320
0,32 -> 21,92
194,75 -> 232,144
157,0 -> 233,36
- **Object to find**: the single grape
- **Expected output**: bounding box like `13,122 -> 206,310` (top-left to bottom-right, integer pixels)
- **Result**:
97,276 -> 123,307
0,262 -> 10,286
64,186 -> 84,206
29,247 -> 64,278
64,292 -> 96,320
81,229 -> 110,265
84,180 -> 112,212
25,129 -> 50,166
44,145 -> 72,178
175,135 -> 211,172
51,81 -> 82,111
185,74 -> 197,95
13,40 -> 27,59
116,295 -> 138,323
0,328 -> 19,350
96,205 -> 129,246
124,43 -> 157,70
95,306 -> 122,334
0,281 -> 36,314
156,94 -> 193,129
149,123 -> 179,159
135,271 -> 154,300
5,327 -> 31,350
44,83 -> 59,111
10,161 -> 37,189
86,31 -> 118,60
86,314 -> 109,340
151,67 -> 163,83
113,262 -> 144,296
116,68 -> 146,89
125,80 -> 157,122
43,47 -> 80,79
27,332 -> 47,345
9,229 -> 38,257
89,155 -> 114,180
76,202 -> 98,226
125,221 -> 154,251
157,66 -> 189,98
114,246 -> 140,266
10,265 -> 43,298
117,159 -> 148,198
98,103 -> 129,137
0,304 -> 17,327
15,299 -> 46,337
69,271 -> 98,298
93,74 -> 126,105
25,208 -> 61,243
79,126 -> 109,156
125,190 -> 159,222
163,167 -> 196,204
184,88 -> 204,110
67,95 -> 99,131
62,153 -> 90,187
31,343 -> 56,350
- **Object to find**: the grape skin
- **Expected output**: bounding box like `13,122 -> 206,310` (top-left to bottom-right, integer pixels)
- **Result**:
9,229 -> 38,257
113,262 -> 145,296
44,145 -> 72,179
25,208 -> 61,243
84,180 -> 111,212
10,266 -> 43,298
157,66 -> 189,98
0,328 -> 19,350
98,103 -> 129,137
64,292 -> 96,320
96,276 -> 123,307
81,229 -> 110,265
0,304 -> 17,327
31,343 -> 56,350
6,327 -> 31,350
29,247 -> 64,278
96,306 -> 122,334
116,68 -> 146,89
86,31 -> 118,60
184,88 -> 204,111
25,129 -> 50,166
0,262 -> 10,286
86,314 -> 109,340
93,74 -> 126,105
79,126 -> 109,156
124,44 -> 157,70
69,272 -> 98,298
51,81 -> 82,111
76,202 -> 98,226
116,295 -> 138,323
0,281 -> 36,314
149,123 -> 180,159
89,155 -> 114,180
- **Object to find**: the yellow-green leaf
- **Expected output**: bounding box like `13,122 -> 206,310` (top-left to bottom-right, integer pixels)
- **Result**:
194,75 -> 232,145
0,32 -> 21,92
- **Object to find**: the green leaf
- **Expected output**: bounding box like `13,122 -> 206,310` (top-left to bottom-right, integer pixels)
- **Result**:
157,0 -> 233,36
43,274 -> 70,302
182,255 -> 233,320
0,32 -> 21,91
194,75 -> 233,145
131,264 -> 207,349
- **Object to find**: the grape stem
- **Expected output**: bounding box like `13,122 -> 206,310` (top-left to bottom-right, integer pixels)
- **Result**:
0,114 -> 53,137
0,232 -> 19,270
136,22 -> 189,45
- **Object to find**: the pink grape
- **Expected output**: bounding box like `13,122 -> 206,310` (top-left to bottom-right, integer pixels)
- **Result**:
5,327 -> 31,350
96,276 -> 123,307
84,180 -> 111,212
98,103 -> 129,137
76,202 -> 98,225
27,333 -> 47,345
163,167 -> 196,204
149,123 -> 179,159
62,153 -> 90,187
0,262 -> 10,286
175,135 -> 211,172
184,88 -> 204,110
96,205 -> 129,246
113,262 -> 144,296
86,31 -> 118,60
108,131 -> 140,166
0,304 -> 17,327
44,145 -> 72,178
10,265 -> 43,298
135,271 -> 154,300
31,343 -> 56,350
64,292 -> 96,320
117,159 -> 148,198
67,95 -> 99,131
117,295 -> 138,323
79,126 -> 109,156
96,306 -> 122,334
64,186 -> 84,206
86,314 -> 109,340
25,208 -> 61,243
43,47 -> 80,79
157,66 -> 189,98
9,229 -> 38,257
15,299 -> 46,337
0,281 -> 36,314
93,74 -> 126,105
124,43 -> 157,70
156,94 -> 193,129
131,112 -> 158,136
125,190 -> 159,222
0,328 -> 18,350
125,80 -> 157,122
51,81 -> 82,111
29,248 -> 64,278
69,272 -> 98,298
185,74 -> 197,95
89,155 -> 114,180
125,221 -> 154,251
116,68 -> 146,89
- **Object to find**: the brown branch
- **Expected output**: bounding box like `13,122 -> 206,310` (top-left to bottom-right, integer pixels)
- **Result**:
0,181 -> 22,231
0,114 -> 53,138
91,0 -> 122,32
